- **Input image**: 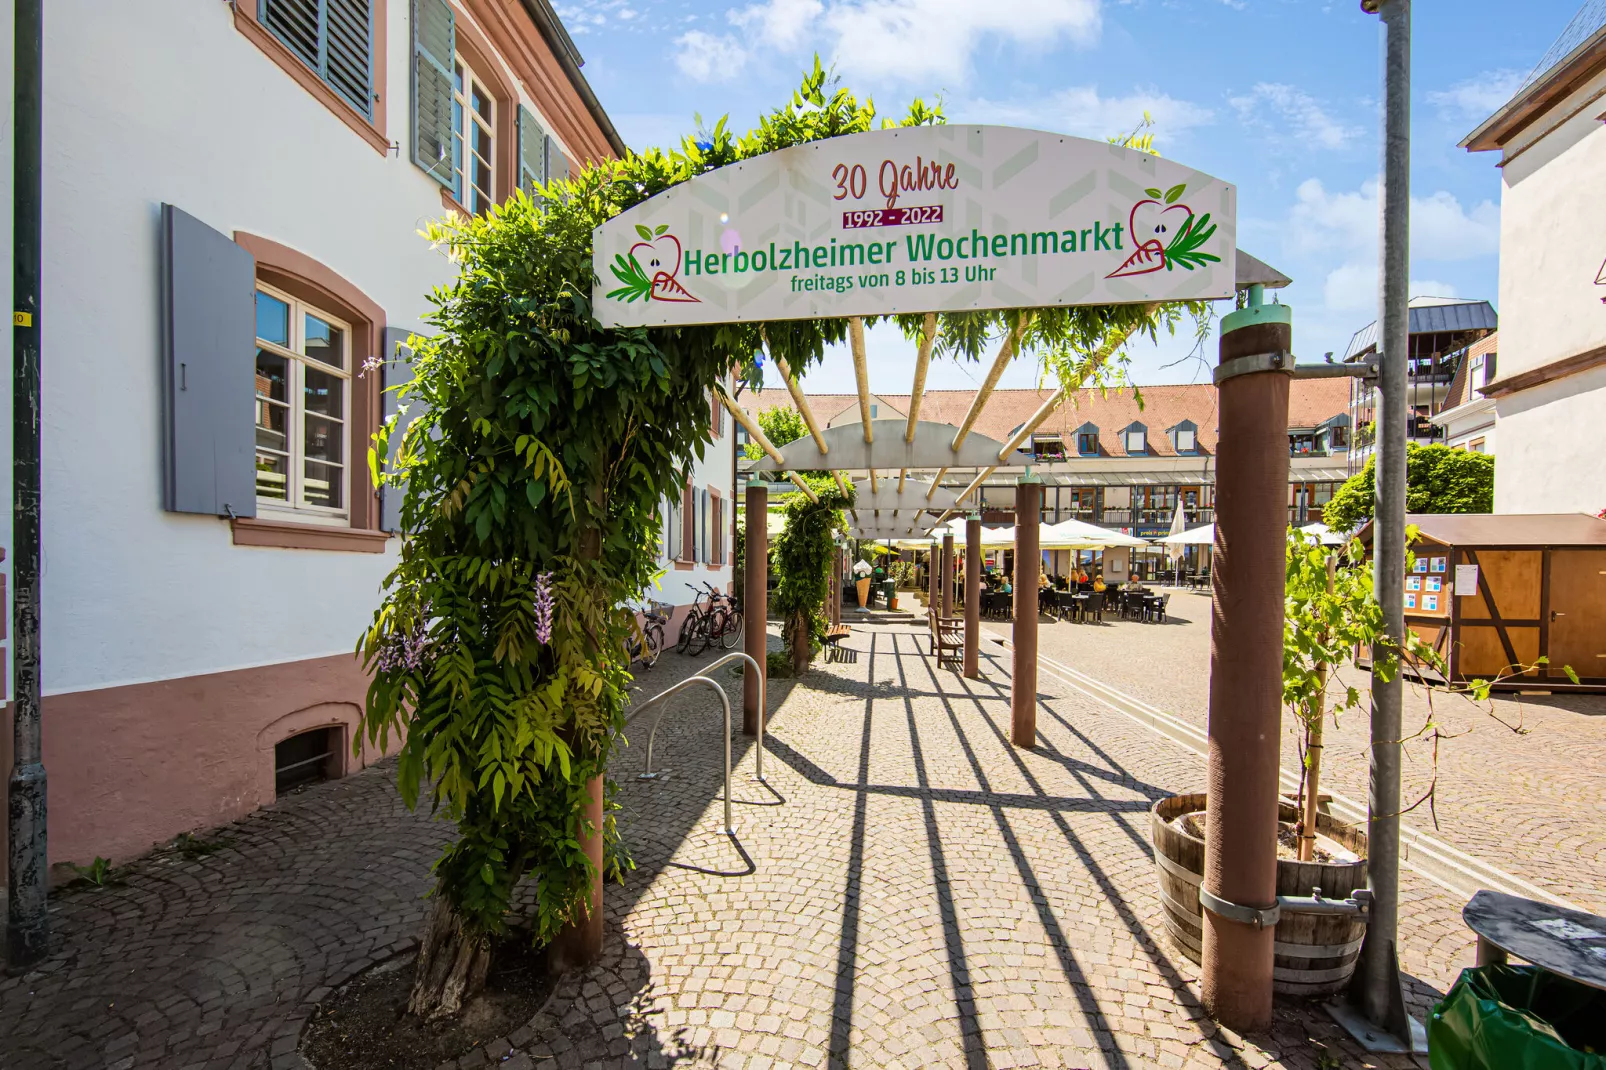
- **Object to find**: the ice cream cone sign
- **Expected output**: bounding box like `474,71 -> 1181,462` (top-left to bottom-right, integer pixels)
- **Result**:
1107,184 -> 1221,280
607,224 -> 701,304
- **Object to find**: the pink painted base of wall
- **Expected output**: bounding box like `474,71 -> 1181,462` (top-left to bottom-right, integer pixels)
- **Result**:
0,653 -> 392,875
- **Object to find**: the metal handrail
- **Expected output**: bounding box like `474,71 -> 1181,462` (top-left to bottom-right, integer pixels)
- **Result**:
624,651 -> 764,835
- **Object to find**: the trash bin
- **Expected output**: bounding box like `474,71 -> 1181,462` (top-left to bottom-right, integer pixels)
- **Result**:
882,579 -> 896,608
1431,964 -> 1606,1069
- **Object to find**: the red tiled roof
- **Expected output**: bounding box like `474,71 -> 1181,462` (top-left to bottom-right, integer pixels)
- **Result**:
736,378 -> 1350,459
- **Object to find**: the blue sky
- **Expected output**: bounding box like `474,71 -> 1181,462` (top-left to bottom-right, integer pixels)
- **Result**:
556,0 -> 1581,393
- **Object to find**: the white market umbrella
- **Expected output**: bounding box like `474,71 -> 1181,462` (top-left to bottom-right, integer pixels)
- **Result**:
1165,500 -> 1188,566
1160,523 -> 1216,546
1042,517 -> 1150,549
1298,522 -> 1346,547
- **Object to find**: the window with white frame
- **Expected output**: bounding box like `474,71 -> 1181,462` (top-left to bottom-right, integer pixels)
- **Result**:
1175,427 -> 1196,453
254,286 -> 350,521
1125,428 -> 1147,454
453,58 -> 495,215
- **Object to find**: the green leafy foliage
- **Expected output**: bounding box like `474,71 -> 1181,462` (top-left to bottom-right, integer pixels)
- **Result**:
1323,444 -> 1495,533
357,58 -> 1242,954
742,405 -> 809,461
770,476 -> 853,669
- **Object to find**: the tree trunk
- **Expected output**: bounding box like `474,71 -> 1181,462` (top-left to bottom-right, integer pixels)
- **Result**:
788,612 -> 810,675
1299,557 -> 1337,863
407,896 -> 493,1021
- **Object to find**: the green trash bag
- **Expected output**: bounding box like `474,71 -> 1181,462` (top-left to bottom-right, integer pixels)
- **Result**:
1431,965 -> 1606,1070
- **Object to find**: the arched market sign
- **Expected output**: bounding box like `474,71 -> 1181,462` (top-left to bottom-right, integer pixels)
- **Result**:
593,125 -> 1237,327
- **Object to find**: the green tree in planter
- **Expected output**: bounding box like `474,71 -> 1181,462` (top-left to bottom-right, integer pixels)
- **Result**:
771,476 -> 852,674
1283,527 -> 1576,859
1323,444 -> 1494,533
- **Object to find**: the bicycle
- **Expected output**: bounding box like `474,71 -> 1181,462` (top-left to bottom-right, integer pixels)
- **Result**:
677,582 -> 742,657
626,600 -> 670,670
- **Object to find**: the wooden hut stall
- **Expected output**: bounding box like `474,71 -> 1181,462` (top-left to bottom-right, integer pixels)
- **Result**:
1361,513 -> 1606,692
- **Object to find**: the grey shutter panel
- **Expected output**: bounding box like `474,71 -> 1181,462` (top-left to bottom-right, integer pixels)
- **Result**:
380,327 -> 423,533
545,135 -> 569,184
160,204 -> 257,518
324,0 -> 374,115
262,0 -> 372,117
411,0 -> 455,187
517,105 -> 547,194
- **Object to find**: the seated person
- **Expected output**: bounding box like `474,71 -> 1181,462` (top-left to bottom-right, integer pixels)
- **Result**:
999,579 -> 1013,595
1092,576 -> 1106,593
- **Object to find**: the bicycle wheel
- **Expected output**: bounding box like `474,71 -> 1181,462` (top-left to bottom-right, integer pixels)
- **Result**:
720,608 -> 743,649
677,611 -> 703,654
686,614 -> 713,657
642,624 -> 664,669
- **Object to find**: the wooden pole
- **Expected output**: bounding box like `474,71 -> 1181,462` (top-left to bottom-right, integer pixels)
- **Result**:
1011,479 -> 1041,748
941,533 -> 955,617
743,481 -> 768,736
964,515 -> 981,679
1200,293 -> 1291,1032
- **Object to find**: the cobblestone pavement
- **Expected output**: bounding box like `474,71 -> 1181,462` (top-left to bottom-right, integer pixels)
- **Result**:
986,589 -> 1606,913
2,625 -> 1458,1069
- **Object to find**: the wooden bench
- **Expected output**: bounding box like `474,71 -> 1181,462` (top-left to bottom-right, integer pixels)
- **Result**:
927,609 -> 964,669
823,624 -> 851,645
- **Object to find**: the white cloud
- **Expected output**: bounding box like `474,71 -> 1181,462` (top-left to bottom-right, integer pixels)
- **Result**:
706,0 -> 1101,85
1427,69 -> 1524,122
1288,178 -> 1499,262
963,85 -> 1214,142
1322,264 -> 1460,313
1230,83 -> 1360,150
674,30 -> 750,82
733,0 -> 824,49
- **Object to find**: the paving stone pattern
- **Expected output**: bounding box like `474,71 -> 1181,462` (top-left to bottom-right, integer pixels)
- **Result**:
999,589 -> 1606,913
0,624 -> 1465,1068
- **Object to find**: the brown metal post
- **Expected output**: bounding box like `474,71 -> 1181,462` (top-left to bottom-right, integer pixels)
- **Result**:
831,545 -> 842,628
743,481 -> 768,736
964,515 -> 981,678
1200,294 -> 1292,1032
549,773 -> 605,968
941,533 -> 955,617
928,542 -> 939,613
1011,479 -> 1041,748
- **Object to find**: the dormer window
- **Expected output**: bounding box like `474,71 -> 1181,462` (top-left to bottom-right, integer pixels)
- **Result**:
1169,420 -> 1199,455
1032,435 -> 1065,461
1124,425 -> 1147,455
1074,422 -> 1100,456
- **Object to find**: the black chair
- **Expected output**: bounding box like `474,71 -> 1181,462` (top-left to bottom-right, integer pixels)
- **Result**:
1084,592 -> 1105,622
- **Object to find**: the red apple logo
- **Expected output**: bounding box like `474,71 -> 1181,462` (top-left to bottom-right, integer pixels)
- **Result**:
606,224 -> 701,305
1107,184 -> 1221,280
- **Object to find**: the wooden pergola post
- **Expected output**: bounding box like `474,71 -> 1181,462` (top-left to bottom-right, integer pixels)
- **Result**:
1011,476 -> 1042,748
964,514 -> 981,679
941,532 -> 955,617
743,479 -> 768,736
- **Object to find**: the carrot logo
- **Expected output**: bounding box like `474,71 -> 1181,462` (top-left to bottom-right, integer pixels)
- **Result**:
607,224 -> 701,304
1107,184 -> 1221,279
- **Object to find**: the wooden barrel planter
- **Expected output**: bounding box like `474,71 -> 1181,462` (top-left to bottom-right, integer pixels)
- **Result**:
1150,793 -> 1370,997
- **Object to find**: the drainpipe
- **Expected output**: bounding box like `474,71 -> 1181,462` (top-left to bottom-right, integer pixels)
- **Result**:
8,0 -> 49,968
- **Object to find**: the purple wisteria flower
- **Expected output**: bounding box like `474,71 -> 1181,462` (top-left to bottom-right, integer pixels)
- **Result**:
376,616 -> 431,674
534,572 -> 555,645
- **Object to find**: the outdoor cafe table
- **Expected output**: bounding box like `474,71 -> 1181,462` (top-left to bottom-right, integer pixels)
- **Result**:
1463,889 -> 1606,990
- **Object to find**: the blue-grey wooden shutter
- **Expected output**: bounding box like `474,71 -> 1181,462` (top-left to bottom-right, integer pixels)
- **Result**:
160,204 -> 257,518
517,105 -> 546,194
545,135 -> 569,184
410,0 -> 455,187
380,327 -> 424,533
261,0 -> 373,117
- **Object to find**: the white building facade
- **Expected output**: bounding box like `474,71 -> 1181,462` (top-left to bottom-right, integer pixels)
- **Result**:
1463,6 -> 1606,514
0,0 -> 623,870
